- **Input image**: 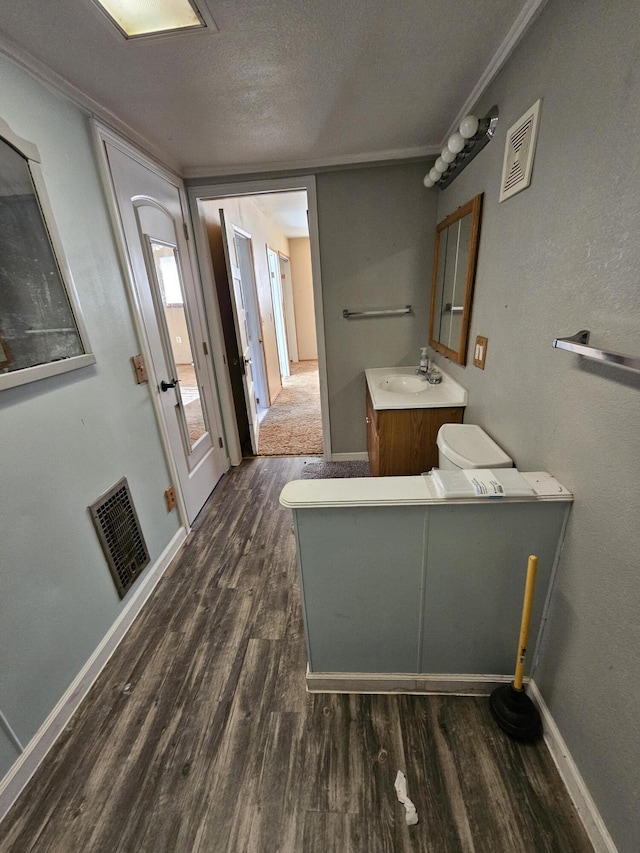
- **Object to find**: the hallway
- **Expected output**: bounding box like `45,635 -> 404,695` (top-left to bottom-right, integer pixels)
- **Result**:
0,458 -> 592,853
257,361 -> 323,456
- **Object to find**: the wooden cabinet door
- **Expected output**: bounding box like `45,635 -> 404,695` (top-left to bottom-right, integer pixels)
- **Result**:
366,389 -> 464,476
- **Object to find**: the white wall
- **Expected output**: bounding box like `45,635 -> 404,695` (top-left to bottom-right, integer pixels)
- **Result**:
0,55 -> 180,777
165,307 -> 193,365
288,238 -> 317,360
433,1 -> 640,848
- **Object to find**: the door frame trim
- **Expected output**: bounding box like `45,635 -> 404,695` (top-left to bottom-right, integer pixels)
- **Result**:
188,176 -> 331,463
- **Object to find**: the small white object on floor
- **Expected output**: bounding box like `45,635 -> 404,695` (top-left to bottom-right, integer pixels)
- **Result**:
394,770 -> 419,826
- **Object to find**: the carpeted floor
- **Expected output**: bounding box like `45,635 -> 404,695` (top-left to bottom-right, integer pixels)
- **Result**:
257,360 -> 323,456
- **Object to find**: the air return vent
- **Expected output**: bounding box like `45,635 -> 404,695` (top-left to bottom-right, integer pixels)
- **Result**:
499,99 -> 541,202
89,477 -> 150,598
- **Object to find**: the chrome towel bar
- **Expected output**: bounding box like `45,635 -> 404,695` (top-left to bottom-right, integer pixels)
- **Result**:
343,305 -> 412,319
553,330 -> 640,373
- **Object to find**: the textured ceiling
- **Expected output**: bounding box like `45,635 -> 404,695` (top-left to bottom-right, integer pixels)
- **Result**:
249,191 -> 309,238
0,0 -> 543,175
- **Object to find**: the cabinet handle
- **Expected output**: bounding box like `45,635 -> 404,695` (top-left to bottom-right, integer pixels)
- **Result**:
366,416 -> 370,424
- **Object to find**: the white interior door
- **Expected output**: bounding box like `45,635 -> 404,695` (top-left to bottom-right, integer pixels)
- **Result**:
235,232 -> 268,412
278,254 -> 298,363
101,138 -> 227,523
267,247 -> 289,378
219,211 -> 260,453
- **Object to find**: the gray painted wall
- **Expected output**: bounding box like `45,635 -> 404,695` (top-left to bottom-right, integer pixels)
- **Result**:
433,1 -> 640,848
0,56 -> 180,776
315,164 -> 437,453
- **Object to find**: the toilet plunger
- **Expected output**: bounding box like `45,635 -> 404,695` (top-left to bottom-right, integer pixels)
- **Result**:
489,554 -> 542,740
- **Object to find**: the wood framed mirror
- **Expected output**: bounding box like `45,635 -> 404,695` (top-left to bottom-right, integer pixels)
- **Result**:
429,193 -> 483,365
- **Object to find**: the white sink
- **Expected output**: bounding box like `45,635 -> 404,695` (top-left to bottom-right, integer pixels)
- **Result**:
365,366 -> 467,410
377,375 -> 431,394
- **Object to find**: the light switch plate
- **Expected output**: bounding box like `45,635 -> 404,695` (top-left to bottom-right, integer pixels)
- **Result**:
473,336 -> 488,369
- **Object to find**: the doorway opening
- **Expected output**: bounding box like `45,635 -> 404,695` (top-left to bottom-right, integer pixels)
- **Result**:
191,181 -> 327,461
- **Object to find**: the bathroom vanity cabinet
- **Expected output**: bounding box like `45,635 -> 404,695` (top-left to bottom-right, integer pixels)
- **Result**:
366,386 -> 463,475
280,473 -> 573,690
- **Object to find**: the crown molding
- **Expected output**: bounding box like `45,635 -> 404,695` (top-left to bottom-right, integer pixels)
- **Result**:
443,0 -> 550,144
0,0 -> 549,180
0,29 -> 436,179
183,145 -> 439,180
0,32 -> 181,173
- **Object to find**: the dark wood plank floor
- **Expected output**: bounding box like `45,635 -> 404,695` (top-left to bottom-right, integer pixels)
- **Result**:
0,457 -> 593,852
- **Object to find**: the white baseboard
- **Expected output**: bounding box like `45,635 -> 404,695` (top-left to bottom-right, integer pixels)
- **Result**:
306,670 -> 514,695
329,452 -> 369,462
0,526 -> 187,824
529,680 -> 617,853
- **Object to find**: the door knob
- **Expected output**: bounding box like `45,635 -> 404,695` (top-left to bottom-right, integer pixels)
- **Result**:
160,378 -> 178,392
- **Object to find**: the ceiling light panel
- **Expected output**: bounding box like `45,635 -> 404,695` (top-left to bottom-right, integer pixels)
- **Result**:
93,0 -> 215,39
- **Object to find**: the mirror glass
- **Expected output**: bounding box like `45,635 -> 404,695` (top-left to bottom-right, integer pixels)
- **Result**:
429,193 -> 483,365
0,136 -> 85,377
148,238 -> 208,449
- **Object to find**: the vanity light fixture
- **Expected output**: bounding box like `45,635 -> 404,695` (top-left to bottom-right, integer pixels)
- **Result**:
91,0 -> 218,39
424,106 -> 499,190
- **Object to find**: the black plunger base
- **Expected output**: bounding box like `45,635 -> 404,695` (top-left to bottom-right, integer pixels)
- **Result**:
489,682 -> 542,741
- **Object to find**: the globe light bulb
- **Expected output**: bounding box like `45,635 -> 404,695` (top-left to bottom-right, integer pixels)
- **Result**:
447,131 -> 465,154
423,175 -> 435,187
441,147 -> 456,164
459,115 -> 479,139
429,167 -> 440,182
435,157 -> 447,173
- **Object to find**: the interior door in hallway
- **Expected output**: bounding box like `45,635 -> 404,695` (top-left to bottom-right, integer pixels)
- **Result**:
101,137 -> 227,523
219,211 -> 260,454
278,253 -> 298,364
267,246 -> 290,379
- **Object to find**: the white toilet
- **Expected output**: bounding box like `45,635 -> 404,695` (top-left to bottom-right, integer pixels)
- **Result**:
436,423 -> 513,470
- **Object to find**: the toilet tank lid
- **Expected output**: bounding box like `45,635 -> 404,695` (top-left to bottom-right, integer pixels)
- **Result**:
436,423 -> 512,468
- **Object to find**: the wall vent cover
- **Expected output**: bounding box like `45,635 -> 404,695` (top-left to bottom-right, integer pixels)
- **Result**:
499,99 -> 541,202
89,477 -> 150,599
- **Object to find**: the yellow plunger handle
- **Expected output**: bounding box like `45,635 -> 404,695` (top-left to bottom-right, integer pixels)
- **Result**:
513,555 -> 538,691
